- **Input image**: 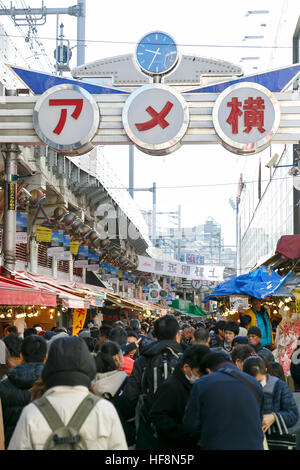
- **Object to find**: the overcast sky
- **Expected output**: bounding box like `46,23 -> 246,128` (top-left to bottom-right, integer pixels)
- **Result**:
1,0 -> 298,248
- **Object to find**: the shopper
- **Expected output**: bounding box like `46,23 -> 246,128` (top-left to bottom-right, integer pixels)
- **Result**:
231,344 -> 257,370
183,351 -> 265,450
243,355 -> 299,432
120,314 -> 184,450
3,333 -> 23,368
247,326 -> 274,362
180,323 -> 195,348
8,336 -> 127,450
193,328 -> 210,347
0,335 -> 47,448
149,344 -> 209,449
221,321 -> 239,353
209,320 -> 226,348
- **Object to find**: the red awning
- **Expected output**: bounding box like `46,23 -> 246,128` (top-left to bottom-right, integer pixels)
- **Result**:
0,274 -> 57,306
276,235 -> 300,260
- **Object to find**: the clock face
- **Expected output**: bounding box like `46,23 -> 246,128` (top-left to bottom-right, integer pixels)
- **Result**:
136,31 -> 178,75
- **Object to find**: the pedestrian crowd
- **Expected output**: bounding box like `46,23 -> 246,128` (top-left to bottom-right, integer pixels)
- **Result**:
1,311 -> 300,450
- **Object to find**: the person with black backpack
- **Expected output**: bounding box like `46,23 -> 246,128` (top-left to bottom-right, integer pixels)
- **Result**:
119,314 -> 184,450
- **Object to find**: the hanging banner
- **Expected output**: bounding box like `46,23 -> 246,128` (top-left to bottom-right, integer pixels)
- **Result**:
36,226 -> 52,243
74,245 -> 89,267
137,256 -> 225,282
47,229 -> 64,256
87,251 -> 100,271
72,308 -> 87,336
16,211 -> 27,244
70,241 -> 80,255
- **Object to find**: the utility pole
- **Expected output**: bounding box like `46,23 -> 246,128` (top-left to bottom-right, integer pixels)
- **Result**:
0,2 -> 86,69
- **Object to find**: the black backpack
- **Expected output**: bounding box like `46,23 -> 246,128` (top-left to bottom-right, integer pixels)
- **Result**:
140,346 -> 182,413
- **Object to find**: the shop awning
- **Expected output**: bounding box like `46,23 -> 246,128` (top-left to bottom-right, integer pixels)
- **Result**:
106,293 -> 170,315
15,272 -> 91,309
0,274 -> 57,306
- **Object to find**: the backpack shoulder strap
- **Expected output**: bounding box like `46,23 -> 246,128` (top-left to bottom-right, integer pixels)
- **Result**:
68,393 -> 101,431
34,396 -> 64,432
219,367 -> 261,407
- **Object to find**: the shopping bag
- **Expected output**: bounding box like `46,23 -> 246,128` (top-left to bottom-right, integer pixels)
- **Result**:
266,413 -> 296,450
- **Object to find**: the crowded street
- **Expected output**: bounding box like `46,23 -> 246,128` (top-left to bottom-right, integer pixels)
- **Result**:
0,0 -> 300,460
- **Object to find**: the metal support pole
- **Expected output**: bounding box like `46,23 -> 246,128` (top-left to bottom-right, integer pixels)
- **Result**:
152,182 -> 156,246
129,146 -> 134,198
77,0 -> 86,66
2,143 -> 20,276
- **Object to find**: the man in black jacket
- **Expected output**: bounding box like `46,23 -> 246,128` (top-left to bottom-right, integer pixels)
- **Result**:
149,344 -> 209,449
119,314 -> 184,450
0,334 -> 47,448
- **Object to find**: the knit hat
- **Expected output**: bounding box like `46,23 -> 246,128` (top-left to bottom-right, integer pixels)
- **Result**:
232,336 -> 249,346
42,336 -> 96,390
247,326 -> 262,338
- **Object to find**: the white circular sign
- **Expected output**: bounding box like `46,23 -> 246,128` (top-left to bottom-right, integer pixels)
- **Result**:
122,84 -> 189,156
33,84 -> 100,156
212,82 -> 280,155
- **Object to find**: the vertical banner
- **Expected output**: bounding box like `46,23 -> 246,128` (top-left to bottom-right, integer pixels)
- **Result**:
6,182 -> 16,210
16,211 -> 28,244
72,308 -> 87,336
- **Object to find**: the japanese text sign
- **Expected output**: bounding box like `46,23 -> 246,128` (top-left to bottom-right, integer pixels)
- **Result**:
212,82 -> 280,155
72,308 -> 87,336
33,84 -> 99,156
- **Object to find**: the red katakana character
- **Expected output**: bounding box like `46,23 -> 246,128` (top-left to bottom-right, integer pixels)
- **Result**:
243,97 -> 265,134
226,97 -> 243,134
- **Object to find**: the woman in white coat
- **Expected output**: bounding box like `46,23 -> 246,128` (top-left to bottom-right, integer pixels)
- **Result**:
8,336 -> 127,450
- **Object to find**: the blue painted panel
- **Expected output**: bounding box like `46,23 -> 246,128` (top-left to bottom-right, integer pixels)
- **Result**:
10,66 -> 129,95
185,64 -> 300,93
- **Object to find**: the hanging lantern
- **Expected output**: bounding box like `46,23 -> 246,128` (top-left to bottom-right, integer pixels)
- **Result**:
31,189 -> 46,207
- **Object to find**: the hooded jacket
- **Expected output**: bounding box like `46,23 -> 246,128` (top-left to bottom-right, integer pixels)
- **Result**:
0,362 -> 44,448
119,339 -> 184,421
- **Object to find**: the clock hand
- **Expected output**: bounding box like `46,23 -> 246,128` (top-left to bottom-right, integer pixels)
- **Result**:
148,48 -> 160,69
145,49 -> 161,54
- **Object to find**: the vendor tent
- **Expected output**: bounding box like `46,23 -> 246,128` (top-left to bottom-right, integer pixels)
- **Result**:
204,265 -> 291,302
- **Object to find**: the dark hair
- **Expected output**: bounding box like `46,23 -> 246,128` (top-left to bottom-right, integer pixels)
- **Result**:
98,325 -> 112,338
21,334 -> 47,363
90,327 -> 99,338
243,356 -> 266,377
194,328 -> 209,343
82,337 -> 98,353
200,351 -> 232,374
224,321 -> 239,336
24,327 -> 38,338
270,361 -> 285,381
125,328 -> 139,339
95,341 -> 121,373
180,323 -> 192,331
231,344 -> 256,364
108,327 -> 127,346
180,344 -> 210,370
3,333 -> 23,358
153,315 -> 180,341
141,323 -> 149,334
215,320 -> 226,332
4,325 -> 18,336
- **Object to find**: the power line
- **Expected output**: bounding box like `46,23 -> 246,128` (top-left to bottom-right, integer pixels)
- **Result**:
0,30 -> 292,49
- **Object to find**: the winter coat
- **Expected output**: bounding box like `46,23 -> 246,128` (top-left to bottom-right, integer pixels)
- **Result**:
149,364 -> 197,449
183,362 -> 265,450
252,342 -> 274,363
7,385 -> 128,450
263,374 -> 299,428
0,362 -> 44,448
119,339 -> 185,421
